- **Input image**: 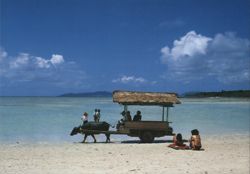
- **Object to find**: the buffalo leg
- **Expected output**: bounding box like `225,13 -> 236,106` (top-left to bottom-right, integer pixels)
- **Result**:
91,134 -> 97,143
105,134 -> 110,143
82,134 -> 88,143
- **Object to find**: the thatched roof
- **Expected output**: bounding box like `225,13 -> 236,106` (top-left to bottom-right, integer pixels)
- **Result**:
113,91 -> 181,106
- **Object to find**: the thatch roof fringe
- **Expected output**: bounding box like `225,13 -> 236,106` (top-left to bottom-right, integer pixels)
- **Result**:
112,91 -> 181,106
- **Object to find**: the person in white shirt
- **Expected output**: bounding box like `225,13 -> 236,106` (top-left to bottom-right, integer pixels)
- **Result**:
81,112 -> 88,125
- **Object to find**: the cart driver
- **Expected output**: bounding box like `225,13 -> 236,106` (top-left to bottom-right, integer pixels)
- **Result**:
121,110 -> 126,121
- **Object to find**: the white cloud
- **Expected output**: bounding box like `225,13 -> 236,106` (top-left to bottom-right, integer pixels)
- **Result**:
50,54 -> 64,65
6,53 -> 65,70
9,53 -> 30,69
36,57 -> 50,68
160,31 -> 250,84
161,31 -> 212,62
0,49 -> 86,88
35,54 -> 64,68
112,75 -> 146,84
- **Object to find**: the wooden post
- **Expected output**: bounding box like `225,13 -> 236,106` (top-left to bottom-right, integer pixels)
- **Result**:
124,105 -> 128,112
166,107 -> 169,122
162,106 -> 165,121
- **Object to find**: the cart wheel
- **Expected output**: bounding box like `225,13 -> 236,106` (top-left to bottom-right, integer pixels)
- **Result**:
140,131 -> 155,143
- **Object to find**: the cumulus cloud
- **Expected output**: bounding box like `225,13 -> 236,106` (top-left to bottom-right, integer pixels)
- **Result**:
161,31 -> 250,84
161,31 -> 212,62
7,52 -> 65,70
35,54 -> 64,68
36,57 -> 50,68
112,75 -> 146,84
10,53 -> 30,69
0,49 -> 86,88
50,54 -> 64,65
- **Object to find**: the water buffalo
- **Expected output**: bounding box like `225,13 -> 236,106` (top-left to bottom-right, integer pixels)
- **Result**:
70,121 -> 111,143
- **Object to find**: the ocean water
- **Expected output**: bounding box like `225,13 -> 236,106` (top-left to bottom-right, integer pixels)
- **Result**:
0,97 -> 249,143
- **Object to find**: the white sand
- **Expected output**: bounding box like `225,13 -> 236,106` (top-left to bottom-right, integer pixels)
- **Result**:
0,134 -> 249,174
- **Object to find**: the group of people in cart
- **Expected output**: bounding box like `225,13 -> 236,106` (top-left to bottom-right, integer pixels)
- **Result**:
116,110 -> 142,129
120,110 -> 142,122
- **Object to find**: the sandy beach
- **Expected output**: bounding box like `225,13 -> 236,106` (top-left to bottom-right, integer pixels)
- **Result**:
0,134 -> 249,174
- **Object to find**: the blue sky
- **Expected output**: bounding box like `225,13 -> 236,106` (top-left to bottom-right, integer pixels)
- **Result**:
0,0 -> 250,96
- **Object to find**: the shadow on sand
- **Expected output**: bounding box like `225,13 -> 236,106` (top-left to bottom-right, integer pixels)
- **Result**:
73,139 -> 189,144
121,139 -> 188,144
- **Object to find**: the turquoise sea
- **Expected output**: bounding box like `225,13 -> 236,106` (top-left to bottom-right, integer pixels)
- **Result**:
0,97 -> 249,143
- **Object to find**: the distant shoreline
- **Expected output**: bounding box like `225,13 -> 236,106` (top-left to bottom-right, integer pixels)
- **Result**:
58,91 -> 112,97
59,90 -> 250,98
1,90 -> 250,98
183,90 -> 250,98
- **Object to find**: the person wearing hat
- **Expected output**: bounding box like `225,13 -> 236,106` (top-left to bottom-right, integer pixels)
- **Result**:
81,112 -> 88,125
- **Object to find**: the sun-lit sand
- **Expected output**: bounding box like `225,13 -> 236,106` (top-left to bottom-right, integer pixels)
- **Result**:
0,134 -> 249,174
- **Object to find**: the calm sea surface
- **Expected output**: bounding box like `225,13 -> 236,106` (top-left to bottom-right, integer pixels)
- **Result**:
0,97 -> 249,143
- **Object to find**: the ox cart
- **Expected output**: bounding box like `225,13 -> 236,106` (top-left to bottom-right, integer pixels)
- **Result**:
71,90 -> 181,143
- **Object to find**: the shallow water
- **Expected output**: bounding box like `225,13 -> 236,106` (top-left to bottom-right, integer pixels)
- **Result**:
0,97 -> 249,143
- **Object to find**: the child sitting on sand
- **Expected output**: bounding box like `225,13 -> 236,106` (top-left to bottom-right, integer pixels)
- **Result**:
168,133 -> 189,150
189,129 -> 202,150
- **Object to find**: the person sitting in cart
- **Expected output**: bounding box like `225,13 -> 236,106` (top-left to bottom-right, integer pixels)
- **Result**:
126,111 -> 132,121
189,129 -> 202,150
133,110 -> 142,121
117,111 -> 126,125
81,112 -> 88,125
118,110 -> 131,124
120,110 -> 132,121
116,110 -> 126,129
120,110 -> 126,121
